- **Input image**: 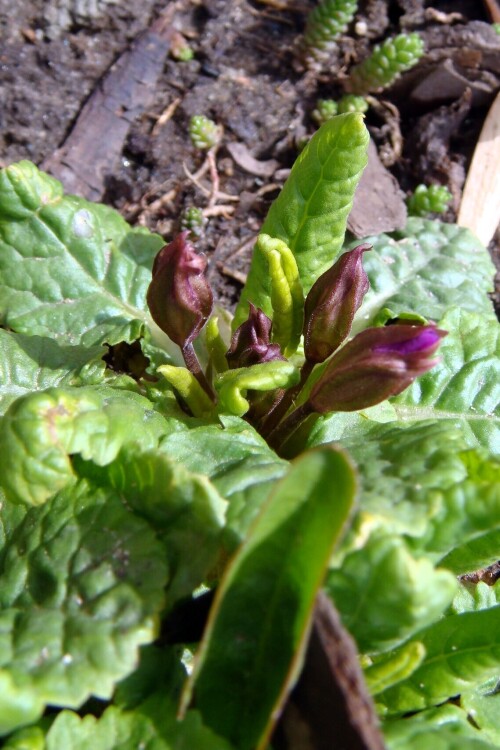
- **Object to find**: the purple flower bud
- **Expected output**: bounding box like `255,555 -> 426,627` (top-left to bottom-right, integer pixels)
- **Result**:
146,232 -> 213,348
303,244 -> 371,364
226,303 -> 285,369
309,324 -> 447,413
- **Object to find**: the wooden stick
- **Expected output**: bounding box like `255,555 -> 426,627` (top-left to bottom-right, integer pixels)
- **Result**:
458,92 -> 500,246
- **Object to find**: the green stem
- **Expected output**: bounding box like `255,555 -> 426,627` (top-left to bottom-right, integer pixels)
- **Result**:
267,401 -> 314,453
182,343 -> 216,402
261,359 -> 315,438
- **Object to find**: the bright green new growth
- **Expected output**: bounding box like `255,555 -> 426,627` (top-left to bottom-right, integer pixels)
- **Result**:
256,234 -> 304,357
189,115 -> 221,150
302,0 -> 358,61
311,98 -> 338,126
348,32 -> 424,94
407,184 -> 453,217
338,94 -> 369,114
181,206 -> 205,237
493,22 -> 500,34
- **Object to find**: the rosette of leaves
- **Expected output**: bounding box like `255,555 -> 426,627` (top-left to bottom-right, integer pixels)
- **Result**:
348,32 -> 424,94
302,0 -> 358,63
407,184 -> 453,217
1,110 -> 500,749
189,115 -> 221,150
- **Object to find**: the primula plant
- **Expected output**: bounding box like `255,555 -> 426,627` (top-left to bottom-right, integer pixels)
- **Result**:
0,113 -> 500,749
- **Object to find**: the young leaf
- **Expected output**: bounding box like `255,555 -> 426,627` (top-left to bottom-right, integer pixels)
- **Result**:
0,481 -> 168,735
180,447 -> 356,750
0,386 -> 169,506
235,113 -> 369,325
0,161 -> 176,353
0,330 -> 107,416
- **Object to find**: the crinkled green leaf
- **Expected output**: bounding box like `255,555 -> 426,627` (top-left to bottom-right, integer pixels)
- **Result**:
309,417 -> 500,563
376,605 -> 500,715
0,161 -> 176,352
37,699 -> 232,750
181,447 -> 356,750
326,532 -> 456,653
74,446 -> 227,602
159,416 -> 288,546
235,113 -> 369,325
452,581 -> 500,615
384,705 -> 499,750
0,481 -> 168,735
392,308 -> 500,454
0,330 -> 107,416
0,386 -> 169,506
308,418 -> 468,539
353,219 -> 495,328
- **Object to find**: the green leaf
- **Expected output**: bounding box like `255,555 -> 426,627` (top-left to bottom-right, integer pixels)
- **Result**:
181,447 -> 356,750
376,605 -> 500,715
353,219 -> 495,328
384,705 -> 499,750
462,678 -> 500,746
392,308 -> 500,454
0,161 -> 176,351
451,581 -> 500,615
0,481 -> 168,735
158,416 -> 288,546
235,113 -> 369,325
215,360 -> 299,417
0,329 -> 107,416
326,532 -> 456,653
74,446 -> 227,603
0,386 -> 169,506
308,418 -> 469,539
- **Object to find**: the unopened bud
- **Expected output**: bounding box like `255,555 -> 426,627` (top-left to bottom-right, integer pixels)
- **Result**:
309,324 -> 446,413
304,244 -> 371,364
226,303 -> 285,369
146,232 -> 213,349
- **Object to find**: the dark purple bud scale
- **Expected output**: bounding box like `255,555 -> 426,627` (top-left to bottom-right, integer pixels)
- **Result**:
226,303 -> 285,369
309,324 -> 447,413
147,232 -> 213,349
304,243 -> 371,364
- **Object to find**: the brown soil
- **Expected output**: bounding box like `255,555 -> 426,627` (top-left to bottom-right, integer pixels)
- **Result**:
1,0 -> 499,311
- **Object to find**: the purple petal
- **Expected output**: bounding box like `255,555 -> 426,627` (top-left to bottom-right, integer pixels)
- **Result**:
374,327 -> 441,355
